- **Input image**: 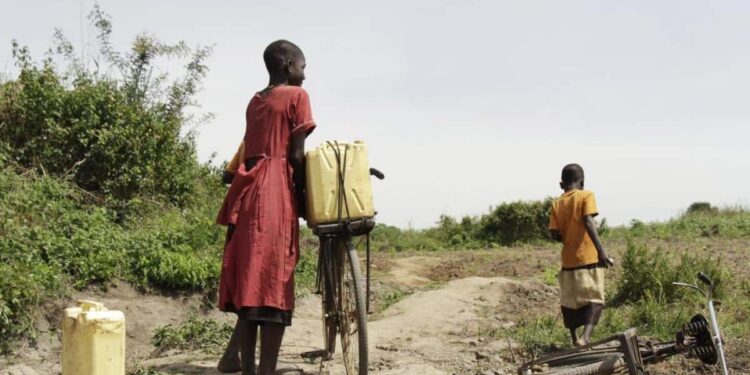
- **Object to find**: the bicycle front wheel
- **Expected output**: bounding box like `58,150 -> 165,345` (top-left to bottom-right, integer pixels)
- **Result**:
336,239 -> 368,375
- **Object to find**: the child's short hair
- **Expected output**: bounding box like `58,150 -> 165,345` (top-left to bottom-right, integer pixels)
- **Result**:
561,163 -> 584,185
263,40 -> 303,74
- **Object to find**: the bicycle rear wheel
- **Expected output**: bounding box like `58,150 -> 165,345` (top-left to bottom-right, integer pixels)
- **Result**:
320,239 -> 338,360
336,238 -> 368,375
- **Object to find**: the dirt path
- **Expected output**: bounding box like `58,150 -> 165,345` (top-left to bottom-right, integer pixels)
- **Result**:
131,256 -> 543,375
5,252 -> 727,375
2,255 -> 551,375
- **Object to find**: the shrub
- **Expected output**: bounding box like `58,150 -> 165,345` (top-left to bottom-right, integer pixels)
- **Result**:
612,241 -> 726,306
686,202 -> 716,215
0,167 -> 227,350
0,6 -> 211,206
370,224 -> 443,252
478,198 -> 553,245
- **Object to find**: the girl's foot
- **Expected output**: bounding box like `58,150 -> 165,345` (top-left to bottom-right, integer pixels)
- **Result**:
217,355 -> 242,373
574,337 -> 588,347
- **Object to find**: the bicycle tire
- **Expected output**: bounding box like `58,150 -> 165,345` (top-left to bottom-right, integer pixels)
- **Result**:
337,239 -> 368,375
520,352 -> 626,375
320,239 -> 338,360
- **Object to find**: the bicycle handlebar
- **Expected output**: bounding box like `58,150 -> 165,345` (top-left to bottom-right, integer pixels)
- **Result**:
369,168 -> 385,180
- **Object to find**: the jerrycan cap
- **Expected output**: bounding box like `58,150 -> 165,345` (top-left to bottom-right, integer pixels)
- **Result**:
77,300 -> 107,312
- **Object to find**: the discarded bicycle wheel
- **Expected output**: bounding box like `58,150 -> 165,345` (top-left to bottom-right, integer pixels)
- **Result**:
520,352 -> 627,375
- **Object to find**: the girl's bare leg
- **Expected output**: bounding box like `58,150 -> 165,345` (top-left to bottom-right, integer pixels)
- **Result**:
218,319 -> 242,372
241,321 -> 259,375
258,323 -> 286,375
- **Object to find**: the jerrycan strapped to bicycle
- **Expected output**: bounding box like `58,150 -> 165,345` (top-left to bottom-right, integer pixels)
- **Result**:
302,140 -> 384,375
305,140 -> 382,230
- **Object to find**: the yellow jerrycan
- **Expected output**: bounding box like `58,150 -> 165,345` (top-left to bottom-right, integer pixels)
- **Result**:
305,140 -> 375,228
62,300 -> 125,375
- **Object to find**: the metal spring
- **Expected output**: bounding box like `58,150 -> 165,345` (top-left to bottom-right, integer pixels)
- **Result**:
689,345 -> 716,362
683,319 -> 709,337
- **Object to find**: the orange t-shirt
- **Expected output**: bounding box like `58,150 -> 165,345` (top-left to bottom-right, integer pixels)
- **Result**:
549,189 -> 599,268
225,141 -> 245,173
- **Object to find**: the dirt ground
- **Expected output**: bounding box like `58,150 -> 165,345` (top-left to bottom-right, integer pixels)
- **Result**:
1,245 -> 748,375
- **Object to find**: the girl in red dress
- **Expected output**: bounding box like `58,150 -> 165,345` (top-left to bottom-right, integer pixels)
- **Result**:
216,40 -> 315,375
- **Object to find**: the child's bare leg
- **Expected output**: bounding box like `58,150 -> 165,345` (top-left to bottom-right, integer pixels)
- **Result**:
569,327 -> 580,346
579,304 -> 604,346
580,323 -> 595,346
240,321 -> 258,375
258,322 -> 286,375
218,318 -> 242,372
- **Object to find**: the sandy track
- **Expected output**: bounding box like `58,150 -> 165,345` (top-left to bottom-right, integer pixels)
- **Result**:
0,256 -> 553,375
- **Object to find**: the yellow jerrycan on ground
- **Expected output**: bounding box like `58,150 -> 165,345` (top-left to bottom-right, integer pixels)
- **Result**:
62,300 -> 125,375
305,140 -> 375,228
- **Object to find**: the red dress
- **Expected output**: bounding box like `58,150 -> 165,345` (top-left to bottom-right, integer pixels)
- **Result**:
216,86 -> 316,315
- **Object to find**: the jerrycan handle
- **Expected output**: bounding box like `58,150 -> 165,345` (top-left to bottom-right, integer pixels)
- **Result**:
77,300 -> 106,312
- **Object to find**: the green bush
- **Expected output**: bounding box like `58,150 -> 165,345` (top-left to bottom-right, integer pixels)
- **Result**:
686,202 -> 716,215
370,223 -> 444,252
0,167 -> 227,351
478,198 -> 553,246
0,261 -> 64,351
612,241 -> 726,305
0,6 -> 211,206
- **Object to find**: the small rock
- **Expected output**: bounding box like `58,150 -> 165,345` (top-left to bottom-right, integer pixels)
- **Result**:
475,351 -> 488,360
375,344 -> 399,352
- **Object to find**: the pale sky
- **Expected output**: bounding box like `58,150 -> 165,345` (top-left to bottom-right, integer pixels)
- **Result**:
2,0 -> 749,228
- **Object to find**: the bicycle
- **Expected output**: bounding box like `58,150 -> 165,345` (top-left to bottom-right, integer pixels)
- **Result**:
301,167 -> 385,375
517,272 -> 728,375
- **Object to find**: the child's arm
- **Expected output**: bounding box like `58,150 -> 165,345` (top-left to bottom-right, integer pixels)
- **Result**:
222,141 -> 246,185
583,215 -> 614,267
289,131 -> 307,219
549,230 -> 562,242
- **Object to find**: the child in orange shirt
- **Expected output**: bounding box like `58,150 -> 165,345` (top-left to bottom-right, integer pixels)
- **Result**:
549,163 -> 614,346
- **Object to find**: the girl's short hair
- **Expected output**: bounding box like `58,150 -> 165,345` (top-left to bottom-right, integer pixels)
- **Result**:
263,40 -> 303,73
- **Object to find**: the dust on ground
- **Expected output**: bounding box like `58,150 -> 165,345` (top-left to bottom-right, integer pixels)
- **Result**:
2,246 -> 748,375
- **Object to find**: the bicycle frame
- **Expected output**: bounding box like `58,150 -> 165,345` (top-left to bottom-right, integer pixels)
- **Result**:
673,273 -> 729,375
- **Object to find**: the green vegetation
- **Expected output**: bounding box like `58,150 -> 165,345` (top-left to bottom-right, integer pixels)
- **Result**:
371,198 -> 554,251
152,313 -> 234,355
510,316 -> 571,357
512,240 -> 741,356
0,7 -> 227,352
1,5 -> 210,206
0,165 -> 226,351
608,203 -> 750,240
